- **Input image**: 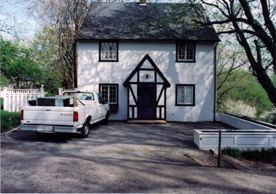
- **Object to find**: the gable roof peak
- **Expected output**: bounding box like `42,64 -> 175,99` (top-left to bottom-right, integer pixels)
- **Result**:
123,54 -> 171,88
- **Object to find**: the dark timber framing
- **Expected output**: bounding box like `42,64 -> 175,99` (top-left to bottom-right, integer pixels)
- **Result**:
123,54 -> 170,120
99,40 -> 119,62
176,41 -> 196,63
175,84 -> 195,106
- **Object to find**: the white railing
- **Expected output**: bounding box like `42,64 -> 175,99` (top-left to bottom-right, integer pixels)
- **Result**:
0,85 -> 45,112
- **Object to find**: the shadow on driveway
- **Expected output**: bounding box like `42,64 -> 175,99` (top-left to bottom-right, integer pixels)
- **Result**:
2,122 -> 275,193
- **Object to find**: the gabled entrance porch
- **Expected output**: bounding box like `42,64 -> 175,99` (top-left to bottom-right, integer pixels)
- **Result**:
123,54 -> 171,121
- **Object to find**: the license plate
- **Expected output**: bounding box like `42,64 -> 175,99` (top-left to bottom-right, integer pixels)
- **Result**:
37,125 -> 53,132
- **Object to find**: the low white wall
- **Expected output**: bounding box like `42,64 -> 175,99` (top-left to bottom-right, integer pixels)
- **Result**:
216,113 -> 273,129
194,129 -> 276,150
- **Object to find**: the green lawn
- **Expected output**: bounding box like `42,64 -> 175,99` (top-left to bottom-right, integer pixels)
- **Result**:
0,110 -> 20,133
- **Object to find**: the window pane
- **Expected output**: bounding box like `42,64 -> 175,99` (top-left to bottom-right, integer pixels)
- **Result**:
100,42 -> 117,61
177,42 -> 194,61
100,84 -> 118,105
109,86 -> 117,104
184,86 -> 193,104
100,85 -> 108,103
177,85 -> 194,105
177,86 -> 184,104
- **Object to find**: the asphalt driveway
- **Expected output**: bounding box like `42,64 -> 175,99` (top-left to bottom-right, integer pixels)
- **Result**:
1,122 -> 276,193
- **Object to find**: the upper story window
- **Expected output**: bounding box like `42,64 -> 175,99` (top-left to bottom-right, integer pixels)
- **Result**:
99,40 -> 118,62
175,84 -> 195,106
176,41 -> 195,62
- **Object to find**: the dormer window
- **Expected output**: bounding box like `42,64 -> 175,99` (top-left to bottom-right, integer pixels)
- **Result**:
99,40 -> 118,62
176,41 -> 195,62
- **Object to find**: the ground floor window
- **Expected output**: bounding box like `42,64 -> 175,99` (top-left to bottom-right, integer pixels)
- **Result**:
99,84 -> 119,112
176,84 -> 195,106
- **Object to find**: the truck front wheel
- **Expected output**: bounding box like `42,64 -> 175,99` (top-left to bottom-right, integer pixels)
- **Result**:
80,123 -> 90,138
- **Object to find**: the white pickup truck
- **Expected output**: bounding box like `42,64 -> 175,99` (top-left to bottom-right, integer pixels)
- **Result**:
20,91 -> 110,138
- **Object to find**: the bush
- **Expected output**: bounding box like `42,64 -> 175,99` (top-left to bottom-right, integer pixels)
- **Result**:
259,108 -> 276,125
220,99 -> 257,118
0,111 -> 20,133
222,147 -> 276,164
222,148 -> 241,158
241,148 -> 276,163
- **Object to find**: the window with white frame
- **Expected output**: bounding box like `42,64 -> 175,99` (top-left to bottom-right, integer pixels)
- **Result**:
99,41 -> 118,61
176,42 -> 195,62
176,84 -> 195,106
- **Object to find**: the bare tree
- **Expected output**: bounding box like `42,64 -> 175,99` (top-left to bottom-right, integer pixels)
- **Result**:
28,0 -> 93,88
190,0 -> 276,106
216,38 -> 247,104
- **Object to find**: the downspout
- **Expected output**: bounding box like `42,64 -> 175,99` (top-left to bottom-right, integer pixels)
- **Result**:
213,42 -> 218,122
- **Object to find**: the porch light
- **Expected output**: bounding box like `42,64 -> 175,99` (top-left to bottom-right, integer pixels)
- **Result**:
145,74 -> 149,79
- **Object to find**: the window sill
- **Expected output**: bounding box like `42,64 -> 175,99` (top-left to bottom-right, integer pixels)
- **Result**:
175,60 -> 196,63
175,103 -> 195,106
99,60 -> 119,62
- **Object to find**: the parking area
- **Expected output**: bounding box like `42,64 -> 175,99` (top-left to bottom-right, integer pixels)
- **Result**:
1,122 -> 276,193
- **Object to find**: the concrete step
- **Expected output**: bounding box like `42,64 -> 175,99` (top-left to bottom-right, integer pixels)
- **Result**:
127,120 -> 166,124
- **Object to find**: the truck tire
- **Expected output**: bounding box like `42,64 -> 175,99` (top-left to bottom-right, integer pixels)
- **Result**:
80,123 -> 90,138
102,112 -> 109,125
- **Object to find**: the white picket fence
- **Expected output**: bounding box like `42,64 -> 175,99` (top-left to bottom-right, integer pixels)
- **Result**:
0,85 -> 46,112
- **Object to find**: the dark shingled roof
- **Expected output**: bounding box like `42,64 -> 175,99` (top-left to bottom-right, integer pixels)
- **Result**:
78,2 -> 219,41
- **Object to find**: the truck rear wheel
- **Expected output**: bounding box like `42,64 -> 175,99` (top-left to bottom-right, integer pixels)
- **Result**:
80,123 -> 90,138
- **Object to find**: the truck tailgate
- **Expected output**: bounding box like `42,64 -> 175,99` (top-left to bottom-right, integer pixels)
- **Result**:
22,106 -> 75,126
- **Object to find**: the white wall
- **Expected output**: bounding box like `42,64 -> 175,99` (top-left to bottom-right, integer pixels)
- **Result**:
216,113 -> 273,129
77,40 -> 215,121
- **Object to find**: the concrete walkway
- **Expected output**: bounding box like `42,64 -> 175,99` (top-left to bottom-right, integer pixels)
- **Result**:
1,122 -> 276,193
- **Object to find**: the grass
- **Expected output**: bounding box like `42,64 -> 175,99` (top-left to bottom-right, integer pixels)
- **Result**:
0,110 -> 20,133
222,147 -> 276,165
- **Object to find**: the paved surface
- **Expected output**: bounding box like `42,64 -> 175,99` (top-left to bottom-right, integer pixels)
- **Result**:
1,122 -> 276,193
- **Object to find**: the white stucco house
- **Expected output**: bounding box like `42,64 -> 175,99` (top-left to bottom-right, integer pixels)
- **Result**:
76,2 -> 219,122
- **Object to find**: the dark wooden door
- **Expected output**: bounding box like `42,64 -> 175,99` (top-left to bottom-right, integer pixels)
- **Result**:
138,84 -> 156,119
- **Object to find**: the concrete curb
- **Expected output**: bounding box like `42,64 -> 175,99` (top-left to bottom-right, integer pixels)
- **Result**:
1,126 -> 19,136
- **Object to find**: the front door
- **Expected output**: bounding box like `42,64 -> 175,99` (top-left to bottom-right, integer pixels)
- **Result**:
138,84 -> 156,119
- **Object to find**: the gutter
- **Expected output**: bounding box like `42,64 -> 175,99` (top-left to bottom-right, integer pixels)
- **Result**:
213,42 -> 218,122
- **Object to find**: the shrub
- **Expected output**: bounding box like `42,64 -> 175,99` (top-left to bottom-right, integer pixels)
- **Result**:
222,147 -> 276,164
241,148 -> 276,163
0,111 -> 20,133
259,108 -> 276,125
222,148 -> 241,158
220,99 -> 257,118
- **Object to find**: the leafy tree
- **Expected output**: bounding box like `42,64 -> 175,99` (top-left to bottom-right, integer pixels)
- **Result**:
31,27 -> 62,95
219,69 -> 274,116
0,39 -> 43,88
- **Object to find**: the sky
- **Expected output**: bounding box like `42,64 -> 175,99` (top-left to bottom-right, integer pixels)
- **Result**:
0,0 -> 42,42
